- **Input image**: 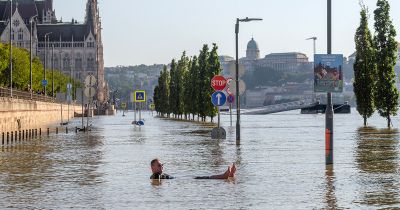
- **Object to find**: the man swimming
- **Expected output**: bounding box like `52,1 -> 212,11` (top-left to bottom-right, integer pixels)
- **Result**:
150,158 -> 236,180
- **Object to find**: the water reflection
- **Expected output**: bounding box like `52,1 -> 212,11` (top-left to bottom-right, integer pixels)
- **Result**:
355,127 -> 400,207
324,165 -> 339,210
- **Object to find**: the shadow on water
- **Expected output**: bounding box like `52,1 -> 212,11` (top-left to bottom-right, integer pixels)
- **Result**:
355,126 -> 400,207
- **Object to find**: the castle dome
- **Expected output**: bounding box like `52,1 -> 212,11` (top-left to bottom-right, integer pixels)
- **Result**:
247,38 -> 259,51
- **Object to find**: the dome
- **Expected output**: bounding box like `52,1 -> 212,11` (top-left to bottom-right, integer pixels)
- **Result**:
247,38 -> 259,51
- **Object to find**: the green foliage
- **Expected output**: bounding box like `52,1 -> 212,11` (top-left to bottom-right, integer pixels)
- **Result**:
0,43 -> 79,96
353,5 -> 377,126
153,44 -> 222,122
373,0 -> 399,128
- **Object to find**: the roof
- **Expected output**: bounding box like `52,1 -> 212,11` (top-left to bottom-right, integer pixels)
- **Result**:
265,52 -> 308,59
247,38 -> 259,51
37,23 -> 91,42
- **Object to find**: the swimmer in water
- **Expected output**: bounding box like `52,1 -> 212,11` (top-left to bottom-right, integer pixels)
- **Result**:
150,158 -> 236,180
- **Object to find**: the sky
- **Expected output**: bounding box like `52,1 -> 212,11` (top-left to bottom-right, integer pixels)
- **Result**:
53,0 -> 400,67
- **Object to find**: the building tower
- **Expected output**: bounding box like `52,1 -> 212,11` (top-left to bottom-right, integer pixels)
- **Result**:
246,37 -> 260,60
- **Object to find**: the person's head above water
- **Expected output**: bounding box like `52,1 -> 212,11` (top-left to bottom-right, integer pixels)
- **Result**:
150,158 -> 164,174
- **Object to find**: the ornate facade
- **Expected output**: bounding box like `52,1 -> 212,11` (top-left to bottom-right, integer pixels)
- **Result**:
0,0 -> 107,103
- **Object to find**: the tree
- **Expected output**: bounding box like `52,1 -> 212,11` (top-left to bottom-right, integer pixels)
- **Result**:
353,4 -> 376,126
197,44 -> 210,121
169,59 -> 178,117
176,52 -> 189,118
374,0 -> 399,128
187,56 -> 200,120
206,43 -> 222,121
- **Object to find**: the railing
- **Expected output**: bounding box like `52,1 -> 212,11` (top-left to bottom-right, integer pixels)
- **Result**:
0,87 -> 55,103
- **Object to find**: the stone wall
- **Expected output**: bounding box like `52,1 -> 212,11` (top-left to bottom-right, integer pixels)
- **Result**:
0,97 -> 82,133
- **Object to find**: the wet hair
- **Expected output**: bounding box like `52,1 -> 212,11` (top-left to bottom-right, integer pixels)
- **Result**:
150,158 -> 159,166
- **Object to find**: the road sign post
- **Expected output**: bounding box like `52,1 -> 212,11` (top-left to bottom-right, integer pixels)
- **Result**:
211,76 -> 227,139
227,94 -> 235,126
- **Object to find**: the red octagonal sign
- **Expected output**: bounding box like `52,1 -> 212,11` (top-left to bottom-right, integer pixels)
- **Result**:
211,75 -> 227,91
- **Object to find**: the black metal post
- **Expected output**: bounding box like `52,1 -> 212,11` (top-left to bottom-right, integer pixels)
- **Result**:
9,0 -> 13,98
326,0 -> 334,165
235,18 -> 240,145
30,17 -> 33,99
52,43 -> 54,98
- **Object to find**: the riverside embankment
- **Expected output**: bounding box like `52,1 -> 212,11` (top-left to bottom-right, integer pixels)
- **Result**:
0,97 -> 82,133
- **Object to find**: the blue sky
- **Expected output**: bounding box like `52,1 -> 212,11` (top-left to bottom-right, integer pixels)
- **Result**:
53,0 -> 400,67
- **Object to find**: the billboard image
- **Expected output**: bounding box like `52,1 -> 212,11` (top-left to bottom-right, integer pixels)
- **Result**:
314,54 -> 343,93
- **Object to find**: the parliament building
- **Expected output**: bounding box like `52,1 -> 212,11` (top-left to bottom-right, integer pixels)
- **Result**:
0,0 -> 107,103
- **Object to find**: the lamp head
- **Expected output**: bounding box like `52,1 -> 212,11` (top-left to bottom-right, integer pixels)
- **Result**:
239,17 -> 263,22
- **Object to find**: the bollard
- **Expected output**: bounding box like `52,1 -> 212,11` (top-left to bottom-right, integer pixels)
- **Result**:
39,128 -> 42,136
56,127 -> 58,134
35,129 -> 38,138
29,129 -> 32,138
2,132 -> 4,145
75,127 -> 78,133
19,131 -> 21,141
11,132 -> 13,143
23,130 -> 25,140
66,127 -> 68,134
47,128 -> 50,136
26,130 -> 28,139
7,132 -> 9,144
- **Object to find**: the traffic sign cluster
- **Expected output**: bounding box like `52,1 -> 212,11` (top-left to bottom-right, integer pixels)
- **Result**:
211,75 -> 235,107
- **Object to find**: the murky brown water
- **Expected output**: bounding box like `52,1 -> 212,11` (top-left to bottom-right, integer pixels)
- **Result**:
0,109 -> 399,209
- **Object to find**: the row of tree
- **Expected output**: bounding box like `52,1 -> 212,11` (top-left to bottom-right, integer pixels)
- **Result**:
354,0 -> 399,128
0,43 -> 80,96
153,44 -> 222,121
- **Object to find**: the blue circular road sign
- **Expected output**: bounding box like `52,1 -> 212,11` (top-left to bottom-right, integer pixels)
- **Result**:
211,91 -> 227,106
42,79 -> 48,86
227,94 -> 235,104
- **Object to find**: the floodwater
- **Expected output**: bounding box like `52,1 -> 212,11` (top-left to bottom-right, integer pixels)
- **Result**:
0,109 -> 399,209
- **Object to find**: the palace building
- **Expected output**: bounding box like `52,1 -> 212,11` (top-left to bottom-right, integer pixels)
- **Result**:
0,0 -> 107,103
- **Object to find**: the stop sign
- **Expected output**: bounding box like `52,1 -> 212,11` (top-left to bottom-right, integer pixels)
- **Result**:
211,75 -> 227,91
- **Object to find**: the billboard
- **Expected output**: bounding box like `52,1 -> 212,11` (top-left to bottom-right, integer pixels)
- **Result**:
314,54 -> 343,93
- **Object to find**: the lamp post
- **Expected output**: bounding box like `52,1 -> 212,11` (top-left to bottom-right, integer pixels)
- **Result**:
306,36 -> 317,102
44,32 -> 52,96
29,15 -> 38,99
306,36 -> 317,57
9,0 -> 12,98
235,17 -> 262,145
51,41 -> 54,98
326,0 -> 334,165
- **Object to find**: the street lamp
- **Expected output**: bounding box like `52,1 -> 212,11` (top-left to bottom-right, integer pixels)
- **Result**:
326,0 -> 334,166
306,36 -> 317,56
9,0 -> 12,98
306,36 -> 317,102
29,15 -> 38,99
44,32 -> 52,96
235,17 -> 262,145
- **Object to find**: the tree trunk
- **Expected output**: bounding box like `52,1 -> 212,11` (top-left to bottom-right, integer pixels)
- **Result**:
388,115 -> 391,129
363,115 -> 367,127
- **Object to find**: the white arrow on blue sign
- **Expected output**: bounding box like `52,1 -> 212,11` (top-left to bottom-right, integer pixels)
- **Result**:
211,91 -> 227,106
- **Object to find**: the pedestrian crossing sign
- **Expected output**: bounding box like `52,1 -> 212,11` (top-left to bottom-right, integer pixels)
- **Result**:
134,90 -> 146,103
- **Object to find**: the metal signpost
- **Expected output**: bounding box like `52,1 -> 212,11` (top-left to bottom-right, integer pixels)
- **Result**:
67,83 -> 72,123
211,76 -> 227,139
84,75 -> 97,131
227,94 -> 235,126
133,90 -> 146,126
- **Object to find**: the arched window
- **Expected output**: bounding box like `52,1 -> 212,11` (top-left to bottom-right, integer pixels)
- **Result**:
63,54 -> 71,72
87,57 -> 95,72
11,29 -> 15,40
18,28 -> 23,40
75,57 -> 82,71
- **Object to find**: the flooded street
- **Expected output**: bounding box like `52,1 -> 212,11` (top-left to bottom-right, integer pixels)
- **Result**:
0,109 -> 399,209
